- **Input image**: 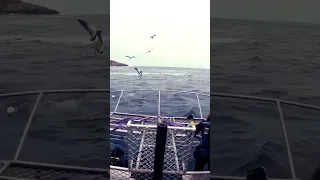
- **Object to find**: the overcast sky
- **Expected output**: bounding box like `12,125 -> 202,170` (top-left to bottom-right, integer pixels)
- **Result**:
110,0 -> 210,69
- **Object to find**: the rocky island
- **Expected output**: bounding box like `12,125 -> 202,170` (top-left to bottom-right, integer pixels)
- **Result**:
0,0 -> 59,15
110,60 -> 128,66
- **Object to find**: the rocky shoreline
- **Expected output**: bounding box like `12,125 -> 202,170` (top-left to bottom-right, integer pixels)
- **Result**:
0,0 -> 59,15
110,60 -> 128,66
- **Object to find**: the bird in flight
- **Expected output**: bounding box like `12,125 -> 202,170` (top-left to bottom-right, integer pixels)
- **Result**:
146,48 -> 154,53
150,35 -> 156,39
134,67 -> 142,78
77,19 -> 104,54
125,56 -> 136,59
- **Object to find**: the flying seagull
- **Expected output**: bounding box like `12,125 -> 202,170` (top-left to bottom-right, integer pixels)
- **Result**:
150,35 -> 156,39
146,48 -> 154,53
77,18 -> 104,54
134,67 -> 142,78
125,56 -> 136,59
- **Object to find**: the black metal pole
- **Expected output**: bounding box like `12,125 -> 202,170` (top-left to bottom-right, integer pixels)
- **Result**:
153,122 -> 167,180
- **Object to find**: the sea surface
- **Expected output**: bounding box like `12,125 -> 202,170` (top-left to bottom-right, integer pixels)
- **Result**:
1,14 -> 319,180
211,18 -> 320,179
0,14 -> 210,173
0,14 -> 110,169
110,67 -> 210,118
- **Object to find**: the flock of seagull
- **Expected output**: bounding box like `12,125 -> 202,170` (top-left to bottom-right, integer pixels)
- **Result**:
77,18 -> 157,79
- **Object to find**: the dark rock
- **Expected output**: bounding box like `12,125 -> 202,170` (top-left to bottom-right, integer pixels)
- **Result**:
110,60 -> 128,66
0,0 -> 59,15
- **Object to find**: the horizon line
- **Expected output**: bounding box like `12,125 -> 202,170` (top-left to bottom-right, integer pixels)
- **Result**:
58,14 -> 320,25
27,13 -> 319,25
211,16 -> 320,26
111,65 -> 210,70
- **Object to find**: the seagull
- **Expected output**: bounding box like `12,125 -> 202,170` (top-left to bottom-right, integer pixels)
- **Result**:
77,18 -> 104,54
146,48 -> 154,53
125,56 -> 136,59
150,35 -> 156,39
134,67 -> 142,78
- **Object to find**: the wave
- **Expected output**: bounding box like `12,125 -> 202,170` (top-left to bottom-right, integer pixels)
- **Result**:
252,89 -> 289,96
211,37 -> 263,47
211,37 -> 243,44
0,35 -> 110,45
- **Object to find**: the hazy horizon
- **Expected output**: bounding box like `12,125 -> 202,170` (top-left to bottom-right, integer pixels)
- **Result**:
211,0 -> 320,24
111,64 -> 209,70
211,17 -> 320,26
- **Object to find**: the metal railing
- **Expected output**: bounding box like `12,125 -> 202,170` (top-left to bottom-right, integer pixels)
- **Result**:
109,90 -> 209,134
0,89 -> 111,180
109,89 -> 209,118
1,89 -> 318,179
110,165 -> 210,180
0,89 -> 210,180
210,92 -> 320,180
109,90 -> 210,179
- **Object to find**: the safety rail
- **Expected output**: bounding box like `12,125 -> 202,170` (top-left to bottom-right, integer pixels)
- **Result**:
1,89 -> 318,179
109,90 -> 210,179
110,165 -> 210,180
109,90 -> 209,135
0,89 -> 210,180
210,92 -> 320,180
109,89 -> 209,118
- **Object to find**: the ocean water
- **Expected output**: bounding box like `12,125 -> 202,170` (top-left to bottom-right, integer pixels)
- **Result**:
0,14 -> 211,173
110,66 -> 210,170
211,18 -> 320,179
110,66 -> 210,119
1,13 -> 319,180
0,15 -> 110,168
0,14 -> 110,92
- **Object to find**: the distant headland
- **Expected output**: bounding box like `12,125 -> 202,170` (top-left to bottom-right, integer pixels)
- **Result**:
110,60 -> 128,66
0,0 -> 59,15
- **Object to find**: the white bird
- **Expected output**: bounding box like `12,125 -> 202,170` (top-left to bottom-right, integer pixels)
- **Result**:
134,67 -> 142,78
77,18 -> 104,54
150,35 -> 156,39
125,56 -> 136,59
146,48 -> 154,53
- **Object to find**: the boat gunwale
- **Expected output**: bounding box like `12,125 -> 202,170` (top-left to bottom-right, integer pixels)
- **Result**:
0,89 -> 319,111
